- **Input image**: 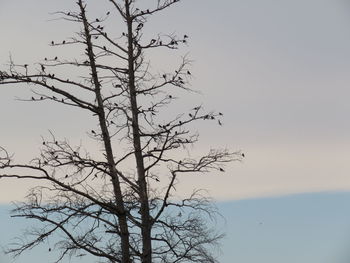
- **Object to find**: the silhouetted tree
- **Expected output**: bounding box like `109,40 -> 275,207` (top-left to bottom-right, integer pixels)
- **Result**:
0,1 -> 241,263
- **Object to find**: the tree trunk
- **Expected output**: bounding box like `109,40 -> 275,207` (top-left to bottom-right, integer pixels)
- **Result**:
125,1 -> 152,263
78,1 -> 132,262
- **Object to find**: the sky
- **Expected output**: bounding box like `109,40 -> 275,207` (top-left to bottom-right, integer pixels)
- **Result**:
1,0 -> 350,262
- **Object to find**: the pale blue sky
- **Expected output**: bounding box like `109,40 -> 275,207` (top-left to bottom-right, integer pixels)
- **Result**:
1,0 -> 350,262
2,192 -> 350,263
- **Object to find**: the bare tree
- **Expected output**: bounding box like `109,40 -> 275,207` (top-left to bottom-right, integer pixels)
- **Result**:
0,1 -> 242,263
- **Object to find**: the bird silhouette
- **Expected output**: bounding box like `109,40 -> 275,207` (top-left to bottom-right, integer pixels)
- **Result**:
106,11 -> 110,15
91,130 -> 96,134
62,40 -> 65,44
242,153 -> 245,158
54,56 -> 58,60
41,65 -> 45,71
51,41 -> 54,45
187,70 -> 191,75
137,23 -> 143,30
218,120 -> 222,126
219,168 -> 225,172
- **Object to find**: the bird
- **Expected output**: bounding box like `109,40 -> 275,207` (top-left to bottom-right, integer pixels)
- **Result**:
44,57 -> 47,60
65,174 -> 68,178
40,97 -> 43,100
42,141 -> 46,145
103,46 -> 106,50
162,74 -> 166,79
184,34 -> 188,38
219,168 -> 225,172
24,64 -> 28,68
54,56 -> 58,60
62,40 -> 65,44
41,65 -> 45,71
187,70 -> 191,75
91,130 -> 96,134
219,112 -> 223,116
49,248 -> 51,252
137,23 -> 143,30
189,113 -> 193,118
218,120 -> 222,126
51,41 -> 54,45
242,153 -> 245,158
31,97 -> 35,100
169,95 -> 172,98
106,11 -> 110,15
96,18 -> 100,22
